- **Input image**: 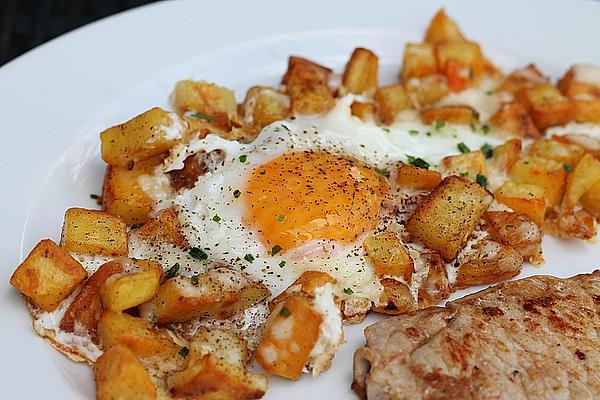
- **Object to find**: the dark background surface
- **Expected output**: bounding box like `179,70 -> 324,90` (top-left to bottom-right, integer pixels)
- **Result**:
0,0 -> 161,66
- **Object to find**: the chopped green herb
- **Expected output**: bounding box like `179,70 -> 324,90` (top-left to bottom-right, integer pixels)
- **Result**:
408,130 -> 419,136
279,260 -> 286,268
435,120 -> 446,130
277,214 -> 285,222
239,154 -> 248,163
191,112 -> 215,122
406,155 -> 430,169
375,167 -> 389,176
469,123 -> 476,132
90,194 -> 100,200
460,171 -> 469,178
165,263 -> 180,279
381,127 -> 390,133
270,245 -> 282,256
343,287 -> 354,295
481,124 -> 491,134
480,143 -> 494,159
191,275 -> 199,286
130,223 -> 143,230
178,347 -> 190,357
425,131 -> 432,137
457,142 -> 470,153
189,247 -> 208,261
212,214 -> 221,223
150,313 -> 157,327
563,162 -> 574,173
244,253 -> 255,262
485,90 -> 495,96
279,307 -> 291,318
233,189 -> 241,198
281,124 -> 290,132
476,174 -> 488,188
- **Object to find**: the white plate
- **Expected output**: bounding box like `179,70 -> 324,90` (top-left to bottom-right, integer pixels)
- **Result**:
2,0 -> 600,398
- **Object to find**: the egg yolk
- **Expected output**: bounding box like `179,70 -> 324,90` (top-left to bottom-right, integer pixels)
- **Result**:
244,151 -> 388,251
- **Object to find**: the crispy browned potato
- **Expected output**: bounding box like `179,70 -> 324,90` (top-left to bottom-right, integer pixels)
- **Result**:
363,231 -> 413,283
396,163 -> 442,191
372,278 -> 416,315
130,208 -> 188,249
489,102 -> 540,138
171,80 -> 238,129
167,149 -> 225,192
455,240 -> 523,288
10,239 -> 87,312
516,84 -> 574,130
404,75 -> 449,107
101,260 -> 162,312
490,138 -> 522,172
573,99 -> 600,123
100,107 -> 184,168
94,344 -> 157,400
60,208 -> 128,256
341,48 -> 378,95
435,41 -> 484,79
401,43 -> 437,81
564,153 -> 600,209
508,157 -> 568,208
544,208 -> 596,240
341,297 -> 372,324
282,56 -> 334,116
270,270 -> 336,310
483,211 -> 543,263
350,101 -> 377,121
581,181 -> 600,217
189,327 -> 250,366
417,251 -> 450,308
420,105 -> 479,125
60,260 -> 124,341
373,84 -> 411,124
552,134 -> 600,159
494,182 -> 546,226
151,268 -> 270,325
406,176 -> 493,262
499,64 -> 548,94
441,150 -> 487,181
241,86 -> 290,128
557,65 -> 600,99
424,9 -> 465,44
527,138 -> 585,167
97,310 -> 180,360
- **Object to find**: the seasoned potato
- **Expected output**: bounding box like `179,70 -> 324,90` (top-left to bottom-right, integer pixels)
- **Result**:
101,260 -> 162,312
270,270 -> 336,310
489,102 -> 540,138
499,64 -> 547,94
441,150 -> 487,181
508,157 -> 568,208
424,9 -> 465,44
516,84 -> 574,130
573,99 -> 600,123
97,310 -> 179,360
340,296 -> 372,324
241,86 -> 290,128
396,163 -> 442,191
417,251 -> 450,308
552,134 -> 600,159
483,211 -> 543,263
255,295 -> 322,380
167,149 -> 225,191
373,84 -> 411,124
455,240 -> 523,288
60,260 -> 123,340
406,176 -> 493,262
130,208 -> 188,249
10,239 -> 87,312
100,107 -> 184,168
404,74 -> 449,107
282,56 -> 334,116
363,231 -> 413,283
189,327 -> 250,367
341,48 -> 378,95
94,344 -> 156,400
564,153 -> 600,209
494,181 -> 546,226
557,65 -> 600,99
372,278 -> 416,315
527,138 -> 585,167
171,80 -> 237,123
420,105 -> 479,125
151,267 -> 270,325
435,41 -> 483,78
60,208 -> 128,256
350,101 -> 377,121
490,138 -> 522,172
581,181 -> 600,217
401,43 -> 437,81
544,209 -> 596,240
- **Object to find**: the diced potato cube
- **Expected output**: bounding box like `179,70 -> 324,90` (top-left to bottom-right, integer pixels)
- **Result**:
573,99 -> 600,123
494,182 -> 546,226
417,251 -> 450,308
282,56 -> 332,84
363,231 -> 414,282
189,327 -> 250,367
171,80 -> 237,121
455,240 -> 523,288
270,270 -> 336,310
10,239 -> 87,312
94,344 -> 156,400
564,153 -> 600,209
527,138 -> 585,167
508,157 -> 568,208
516,84 -> 574,130
60,208 -> 128,256
167,149 -> 225,191
499,64 -> 547,94
489,102 -> 540,138
544,209 -> 596,240
256,295 -> 322,380
373,84 -> 411,124
97,310 -> 179,360
435,41 -> 483,78
490,138 -> 522,172
557,65 -> 600,99
581,181 -> 600,217
130,208 -> 188,249
396,163 -> 442,191
372,278 -> 416,315
401,43 -> 437,81
350,101 -> 377,121
441,151 -> 487,181
282,56 -> 334,116
424,9 -> 465,44
483,211 -> 543,263
406,176 -> 493,262
404,75 -> 449,107
420,105 -> 479,125
241,86 -> 290,128
101,260 -> 162,312
552,134 -> 600,159
341,48 -> 378,94
151,267 -> 270,325
60,260 -> 123,340
100,107 -> 183,168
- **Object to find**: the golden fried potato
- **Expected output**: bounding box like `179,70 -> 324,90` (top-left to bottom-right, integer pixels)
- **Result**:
101,260 -> 162,312
564,153 -> 600,209
544,208 -> 596,240
94,344 -> 156,400
406,176 -> 493,262
396,163 -> 442,191
573,99 -> 600,123
581,181 -> 600,217
489,102 -> 540,138
494,181 -> 546,226
441,150 -> 487,181
490,138 -> 522,172
60,208 -> 128,256
282,56 -> 334,116
373,84 -> 411,124
241,86 -> 290,128
404,74 -> 449,107
270,270 -> 336,310
508,157 -> 568,208
420,105 -> 479,125
527,138 -> 585,167
424,9 -> 465,44
350,101 -> 377,121
435,41 -> 483,78
499,64 -> 547,94
557,65 -> 600,99
516,84 -> 574,130
60,260 -> 123,341
100,107 -> 184,168
417,251 -> 450,308
341,48 -> 378,95
363,231 -> 413,282
455,240 -> 523,288
189,327 -> 250,367
372,278 -> 416,315
10,239 -> 87,312
483,211 -> 543,263
401,43 -> 437,81
130,208 -> 188,249
171,80 -> 237,127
